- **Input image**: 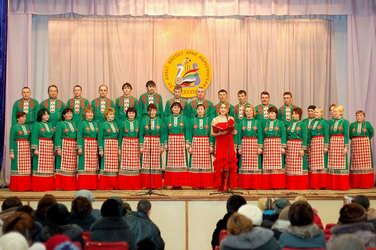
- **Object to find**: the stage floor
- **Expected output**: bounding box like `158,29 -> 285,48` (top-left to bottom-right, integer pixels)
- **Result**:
1,188 -> 376,202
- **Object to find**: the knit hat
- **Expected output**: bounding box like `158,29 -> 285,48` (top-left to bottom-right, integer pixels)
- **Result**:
74,190 -> 95,203
45,234 -> 71,250
274,198 -> 291,214
55,242 -> 80,250
0,232 -> 28,250
278,206 -> 290,220
238,204 -> 263,226
339,203 -> 367,224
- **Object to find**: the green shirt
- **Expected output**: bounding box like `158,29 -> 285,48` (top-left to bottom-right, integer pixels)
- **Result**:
286,120 -> 307,149
189,117 -> 213,145
139,93 -> 164,118
349,121 -> 374,139
164,98 -> 189,118
164,114 -> 190,144
119,119 -> 140,147
98,121 -> 119,151
329,118 -> 350,146
263,119 -> 287,147
255,104 -> 276,126
9,123 -> 31,155
31,122 -> 55,150
55,120 -> 77,150
308,118 -> 329,146
12,98 -> 40,125
115,96 -> 139,124
66,97 -> 90,126
139,117 -> 165,145
233,102 -> 250,123
237,118 -> 263,148
188,99 -> 214,118
40,98 -> 65,128
77,120 -> 99,151
278,104 -> 297,125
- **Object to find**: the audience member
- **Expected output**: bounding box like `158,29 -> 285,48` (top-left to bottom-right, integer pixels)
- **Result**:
0,196 -> 23,221
45,234 -> 71,250
90,198 -> 136,250
0,232 -> 29,250
328,203 -> 376,248
69,197 -> 96,231
74,190 -> 101,219
367,207 -> 376,232
126,200 -> 165,250
352,195 -> 370,211
262,198 -> 290,229
238,205 -> 263,226
220,213 -> 280,250
279,201 -> 325,249
16,205 -> 43,242
328,234 -> 366,250
34,194 -> 57,227
211,195 -> 247,249
40,203 -> 83,247
271,206 -> 290,240
294,195 -> 324,229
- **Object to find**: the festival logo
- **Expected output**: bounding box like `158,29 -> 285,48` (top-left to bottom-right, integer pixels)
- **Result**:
163,49 -> 212,98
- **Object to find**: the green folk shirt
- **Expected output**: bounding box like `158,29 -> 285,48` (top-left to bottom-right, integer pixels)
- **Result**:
55,120 -> 77,150
286,120 -> 307,150
236,118 -> 263,148
263,119 -> 287,147
12,98 -> 40,125
115,96 -> 139,124
9,123 -> 31,171
189,117 -> 214,145
234,102 -> 250,124
119,119 -> 140,146
66,97 -> 90,126
98,121 -> 120,152
91,98 -> 115,123
255,104 -> 276,126
188,99 -> 215,118
278,104 -> 297,125
139,117 -> 165,145
139,93 -> 164,118
40,98 -> 65,128
164,114 -> 190,144
329,118 -> 350,146
350,121 -> 374,139
308,118 -> 329,147
77,120 -> 99,150
164,98 -> 189,118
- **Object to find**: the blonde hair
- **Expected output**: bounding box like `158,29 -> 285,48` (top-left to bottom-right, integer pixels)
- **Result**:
227,213 -> 253,235
243,104 -> 256,118
334,105 -> 344,115
104,107 -> 115,118
83,107 -> 94,118
258,197 -> 274,211
315,107 -> 324,115
294,195 -> 307,203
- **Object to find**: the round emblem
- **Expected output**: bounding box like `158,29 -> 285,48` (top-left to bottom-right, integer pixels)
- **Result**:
156,125 -> 160,129
85,127 -> 90,131
64,128 -> 69,133
18,131 -> 23,135
106,129 -> 111,133
253,126 -> 258,131
274,127 -> 279,131
162,49 -> 212,98
41,128 -> 45,132
193,125 -> 198,129
296,127 -> 301,131
317,125 -> 322,130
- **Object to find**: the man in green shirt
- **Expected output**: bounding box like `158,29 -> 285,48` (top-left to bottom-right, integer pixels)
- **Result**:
12,86 -> 40,125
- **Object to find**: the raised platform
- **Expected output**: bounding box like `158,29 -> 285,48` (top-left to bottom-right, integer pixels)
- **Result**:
1,188 -> 376,202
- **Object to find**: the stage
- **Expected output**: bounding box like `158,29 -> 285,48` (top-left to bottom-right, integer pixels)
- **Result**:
1,188 -> 376,202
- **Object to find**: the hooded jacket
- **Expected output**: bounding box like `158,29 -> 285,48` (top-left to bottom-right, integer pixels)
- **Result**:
328,222 -> 376,248
279,223 -> 325,249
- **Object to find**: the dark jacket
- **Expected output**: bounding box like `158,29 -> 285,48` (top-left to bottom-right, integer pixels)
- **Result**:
271,219 -> 290,240
279,223 -> 325,249
69,212 -> 97,231
211,212 -> 232,248
125,211 -> 165,250
220,227 -> 280,250
40,224 -> 84,246
328,222 -> 376,248
90,216 -> 136,250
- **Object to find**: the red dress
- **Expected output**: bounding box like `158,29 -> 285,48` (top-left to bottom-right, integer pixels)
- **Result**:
213,120 -> 238,190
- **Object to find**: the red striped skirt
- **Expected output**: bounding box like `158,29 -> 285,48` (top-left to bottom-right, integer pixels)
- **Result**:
328,135 -> 349,190
36,138 -> 54,174
141,136 -> 162,189
262,137 -> 285,189
165,134 -> 188,187
189,136 -> 213,188
350,136 -> 374,188
238,137 -> 262,189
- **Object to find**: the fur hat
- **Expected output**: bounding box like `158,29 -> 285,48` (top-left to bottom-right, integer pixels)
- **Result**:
274,198 -> 291,213
339,203 -> 367,224
238,204 -> 263,226
75,190 -> 94,203
0,232 -> 28,250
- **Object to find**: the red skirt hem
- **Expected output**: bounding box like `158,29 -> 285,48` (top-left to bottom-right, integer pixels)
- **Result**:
164,171 -> 188,187
310,173 -> 328,189
31,176 -> 54,191
350,173 -> 375,189
238,174 -> 263,189
97,175 -> 118,190
117,175 -> 141,190
55,174 -> 77,190
328,174 -> 349,190
140,173 -> 163,189
286,175 -> 309,190
262,173 -> 285,189
10,175 -> 31,191
189,172 -> 214,188
77,174 -> 98,190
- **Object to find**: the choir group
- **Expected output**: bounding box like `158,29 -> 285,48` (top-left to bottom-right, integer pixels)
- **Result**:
9,80 -> 374,192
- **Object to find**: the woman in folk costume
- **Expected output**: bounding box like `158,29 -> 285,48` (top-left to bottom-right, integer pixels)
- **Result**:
211,102 -> 238,192
164,102 -> 190,189
328,105 -> 350,190
188,104 -> 214,189
329,104 -> 336,120
98,107 -> 120,190
236,105 -> 263,189
262,106 -> 286,189
31,108 -> 55,191
55,108 -> 78,190
285,107 -> 309,190
139,104 -> 165,189
308,107 -> 329,189
349,110 -> 374,188
118,107 -> 141,190
9,111 -> 32,191
77,107 -> 99,190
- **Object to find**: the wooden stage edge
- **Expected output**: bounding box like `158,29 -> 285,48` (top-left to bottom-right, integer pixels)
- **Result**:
1,188 -> 376,202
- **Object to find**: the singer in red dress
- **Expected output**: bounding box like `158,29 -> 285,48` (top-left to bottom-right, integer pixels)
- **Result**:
211,102 -> 238,192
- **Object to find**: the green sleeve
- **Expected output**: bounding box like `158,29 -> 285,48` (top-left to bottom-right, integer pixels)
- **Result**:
184,117 -> 190,143
208,118 -> 214,145
115,98 -> 120,120
139,118 -> 145,145
307,124 -> 312,146
229,105 -> 235,117
77,122 -> 84,150
134,99 -> 140,119
257,121 -> 263,148
235,121 -> 242,148
111,100 -> 115,108
324,120 -> 329,147
280,121 -> 287,146
118,123 -> 124,147
302,123 -> 307,149
344,120 -> 350,146
98,123 -> 104,151
11,102 -> 17,125
9,126 -> 15,153
367,122 -> 374,139
349,123 -> 355,139
183,101 -> 190,117
158,96 -> 164,119
55,122 -> 63,150
61,101 -> 66,110
31,123 -> 39,150
164,100 -> 170,118
277,107 -> 282,120
187,118 -> 193,144
163,117 -> 169,144
209,103 -> 215,119
138,95 -> 145,116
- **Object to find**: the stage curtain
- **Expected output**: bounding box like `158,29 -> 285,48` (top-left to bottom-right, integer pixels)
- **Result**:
0,0 -> 7,176
9,0 -> 376,16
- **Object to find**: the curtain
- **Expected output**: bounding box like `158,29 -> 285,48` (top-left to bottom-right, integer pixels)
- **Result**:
9,0 -> 376,16
48,17 -> 337,109
0,0 -> 8,176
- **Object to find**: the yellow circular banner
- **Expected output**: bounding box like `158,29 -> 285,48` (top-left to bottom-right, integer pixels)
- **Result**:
163,49 -> 212,98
